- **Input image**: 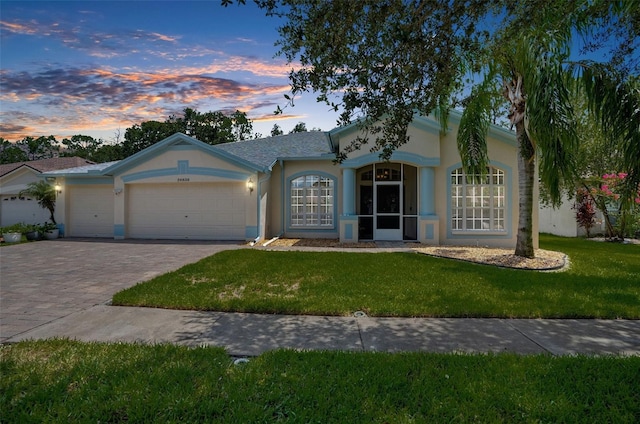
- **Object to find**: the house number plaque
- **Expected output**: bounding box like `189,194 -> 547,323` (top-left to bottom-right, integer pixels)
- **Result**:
177,178 -> 190,182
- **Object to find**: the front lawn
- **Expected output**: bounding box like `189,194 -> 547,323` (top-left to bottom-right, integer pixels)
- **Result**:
2,340 -> 638,423
112,234 -> 640,318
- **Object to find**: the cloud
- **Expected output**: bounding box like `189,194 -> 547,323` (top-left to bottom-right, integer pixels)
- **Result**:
0,63 -> 292,140
0,18 -> 179,59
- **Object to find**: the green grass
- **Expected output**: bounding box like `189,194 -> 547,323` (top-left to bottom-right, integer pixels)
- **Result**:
113,234 -> 640,319
2,340 -> 638,423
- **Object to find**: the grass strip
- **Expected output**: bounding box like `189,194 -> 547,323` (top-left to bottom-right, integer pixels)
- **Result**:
112,234 -> 640,318
2,340 -> 639,423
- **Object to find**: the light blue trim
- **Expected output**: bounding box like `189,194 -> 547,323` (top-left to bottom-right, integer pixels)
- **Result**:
245,226 -> 258,239
411,115 -> 442,135
345,223 -> 353,239
102,133 -> 263,175
419,167 -> 435,215
445,161 -> 513,240
66,177 -> 114,185
426,223 -> 434,239
285,171 -> 338,232
342,168 -> 356,215
114,224 -> 125,237
340,151 -> 439,168
121,163 -> 251,183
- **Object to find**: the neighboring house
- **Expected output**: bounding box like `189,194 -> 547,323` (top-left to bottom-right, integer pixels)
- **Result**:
42,112 -> 537,248
0,157 -> 94,227
539,193 -> 606,237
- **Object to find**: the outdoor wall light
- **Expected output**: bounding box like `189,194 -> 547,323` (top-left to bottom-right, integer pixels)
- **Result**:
113,188 -> 123,196
54,183 -> 62,194
247,178 -> 254,193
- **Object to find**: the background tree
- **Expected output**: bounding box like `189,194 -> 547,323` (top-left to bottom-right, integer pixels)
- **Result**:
16,135 -> 59,160
122,120 -> 177,158
270,123 -> 284,137
91,144 -> 125,163
0,138 -> 28,163
122,108 -> 255,157
289,122 -> 307,133
61,135 -> 102,159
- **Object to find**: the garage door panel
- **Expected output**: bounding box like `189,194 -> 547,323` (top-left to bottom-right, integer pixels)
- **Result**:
0,196 -> 50,226
69,186 -> 114,237
127,183 -> 246,240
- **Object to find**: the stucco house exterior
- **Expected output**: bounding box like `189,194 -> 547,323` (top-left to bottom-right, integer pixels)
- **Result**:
0,157 -> 94,227
42,112 -> 538,248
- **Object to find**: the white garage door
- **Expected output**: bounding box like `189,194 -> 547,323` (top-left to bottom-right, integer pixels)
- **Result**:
0,195 -> 49,227
68,186 -> 114,237
127,183 -> 246,240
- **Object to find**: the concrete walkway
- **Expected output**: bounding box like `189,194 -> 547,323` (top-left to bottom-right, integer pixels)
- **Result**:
2,239 -> 639,356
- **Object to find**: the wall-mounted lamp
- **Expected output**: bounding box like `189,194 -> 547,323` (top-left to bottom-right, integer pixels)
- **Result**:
114,188 -> 123,196
54,183 -> 62,194
247,178 -> 254,194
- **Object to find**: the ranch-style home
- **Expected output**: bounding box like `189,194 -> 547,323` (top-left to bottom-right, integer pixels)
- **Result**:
41,111 -> 538,248
0,157 -> 94,227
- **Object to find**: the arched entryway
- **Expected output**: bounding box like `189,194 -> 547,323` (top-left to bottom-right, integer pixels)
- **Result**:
356,163 -> 417,241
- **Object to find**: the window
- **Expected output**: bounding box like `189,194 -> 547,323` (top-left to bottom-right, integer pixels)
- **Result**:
290,175 -> 334,227
451,166 -> 505,231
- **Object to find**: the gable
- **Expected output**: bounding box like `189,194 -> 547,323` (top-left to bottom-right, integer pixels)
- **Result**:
103,133 -> 261,179
0,166 -> 42,195
329,111 -> 517,168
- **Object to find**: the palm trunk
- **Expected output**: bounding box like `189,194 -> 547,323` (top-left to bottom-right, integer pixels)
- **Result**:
514,120 -> 535,258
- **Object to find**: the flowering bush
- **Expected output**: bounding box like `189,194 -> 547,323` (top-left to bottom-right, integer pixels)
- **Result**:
588,172 -> 640,240
573,189 -> 597,237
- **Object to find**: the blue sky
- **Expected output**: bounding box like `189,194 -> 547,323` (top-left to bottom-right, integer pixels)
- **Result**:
0,1 -> 340,142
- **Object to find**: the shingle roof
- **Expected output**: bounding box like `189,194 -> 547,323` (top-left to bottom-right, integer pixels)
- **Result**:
0,157 -> 95,177
43,161 -> 119,175
213,131 -> 335,170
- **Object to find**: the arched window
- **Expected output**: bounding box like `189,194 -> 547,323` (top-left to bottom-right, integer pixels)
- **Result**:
451,166 -> 505,231
290,174 -> 334,227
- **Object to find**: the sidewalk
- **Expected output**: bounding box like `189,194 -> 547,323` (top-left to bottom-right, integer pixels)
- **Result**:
6,304 -> 639,356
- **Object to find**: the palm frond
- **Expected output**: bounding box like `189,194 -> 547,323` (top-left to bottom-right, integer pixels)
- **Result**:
457,86 -> 491,179
581,65 -> 640,205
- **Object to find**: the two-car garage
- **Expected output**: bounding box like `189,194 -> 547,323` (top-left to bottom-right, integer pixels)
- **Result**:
66,182 -> 247,240
126,182 -> 247,240
46,133 -> 258,241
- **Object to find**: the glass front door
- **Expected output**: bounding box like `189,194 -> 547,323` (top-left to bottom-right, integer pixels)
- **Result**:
375,183 -> 402,240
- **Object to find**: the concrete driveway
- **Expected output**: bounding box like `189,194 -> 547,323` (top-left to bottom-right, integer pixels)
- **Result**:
0,238 -> 242,343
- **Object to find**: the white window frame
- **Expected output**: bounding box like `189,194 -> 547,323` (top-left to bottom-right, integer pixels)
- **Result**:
451,166 -> 506,232
290,174 -> 335,228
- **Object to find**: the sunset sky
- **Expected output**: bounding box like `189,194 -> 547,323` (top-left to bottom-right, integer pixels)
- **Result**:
0,1 -> 341,142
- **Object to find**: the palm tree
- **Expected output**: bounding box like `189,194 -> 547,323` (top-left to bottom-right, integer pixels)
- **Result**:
456,6 -> 638,258
19,180 -> 57,224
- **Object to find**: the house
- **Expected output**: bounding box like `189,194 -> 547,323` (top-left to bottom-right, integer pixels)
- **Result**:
0,157 -> 94,227
41,112 -> 537,248
539,193 -> 606,237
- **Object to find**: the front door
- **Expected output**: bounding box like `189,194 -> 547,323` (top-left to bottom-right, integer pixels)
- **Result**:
375,183 -> 402,240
